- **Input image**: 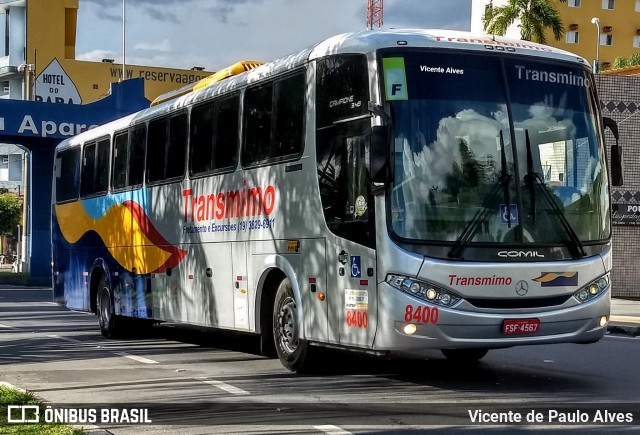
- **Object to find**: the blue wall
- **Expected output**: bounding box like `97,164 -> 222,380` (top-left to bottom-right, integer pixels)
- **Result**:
0,78 -> 149,284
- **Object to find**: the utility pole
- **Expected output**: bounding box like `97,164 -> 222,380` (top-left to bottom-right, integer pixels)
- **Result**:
122,0 -> 126,80
366,0 -> 383,30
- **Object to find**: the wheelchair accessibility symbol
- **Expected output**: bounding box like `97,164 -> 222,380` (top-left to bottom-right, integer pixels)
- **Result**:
500,204 -> 519,225
350,256 -> 362,278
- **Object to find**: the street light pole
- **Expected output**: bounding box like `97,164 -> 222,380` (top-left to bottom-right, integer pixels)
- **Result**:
591,17 -> 600,73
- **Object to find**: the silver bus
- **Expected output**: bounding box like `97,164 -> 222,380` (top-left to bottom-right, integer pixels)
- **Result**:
52,29 -> 623,372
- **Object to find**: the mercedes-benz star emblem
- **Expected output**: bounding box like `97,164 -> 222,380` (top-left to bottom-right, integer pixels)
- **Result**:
515,280 -> 529,296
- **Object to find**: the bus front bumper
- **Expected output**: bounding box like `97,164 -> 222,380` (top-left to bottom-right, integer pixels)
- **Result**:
373,282 -> 610,355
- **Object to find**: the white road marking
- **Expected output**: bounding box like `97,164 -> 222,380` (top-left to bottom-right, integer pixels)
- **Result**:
47,334 -> 159,364
47,334 -> 82,343
201,379 -> 250,395
0,323 -> 13,328
314,425 -> 353,434
114,352 -> 159,364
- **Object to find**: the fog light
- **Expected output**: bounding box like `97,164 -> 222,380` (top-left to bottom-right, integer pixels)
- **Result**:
404,323 -> 417,335
599,315 -> 608,327
426,288 -> 437,300
589,284 -> 599,295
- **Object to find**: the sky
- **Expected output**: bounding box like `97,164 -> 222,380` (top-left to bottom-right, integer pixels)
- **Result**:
75,0 -> 472,72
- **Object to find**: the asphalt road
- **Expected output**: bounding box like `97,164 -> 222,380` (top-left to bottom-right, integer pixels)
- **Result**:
1,288 -> 639,434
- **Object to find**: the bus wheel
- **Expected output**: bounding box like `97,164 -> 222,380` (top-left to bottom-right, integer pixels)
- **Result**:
97,276 -> 123,339
441,348 -> 489,363
273,278 -> 310,372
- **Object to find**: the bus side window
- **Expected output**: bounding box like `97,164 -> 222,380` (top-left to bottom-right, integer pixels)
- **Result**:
316,54 -> 373,247
214,96 -> 240,170
190,95 -> 239,175
94,137 -> 110,194
112,131 -> 128,190
166,113 -> 188,179
147,117 -> 168,183
273,73 -> 305,158
55,147 -> 81,203
190,102 -> 216,174
80,137 -> 109,197
243,83 -> 273,166
80,141 -> 97,197
243,72 -> 304,167
129,125 -> 146,187
147,113 -> 186,183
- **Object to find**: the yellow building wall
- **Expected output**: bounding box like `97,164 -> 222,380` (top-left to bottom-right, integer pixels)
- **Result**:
544,1 -> 640,70
25,0 -> 212,104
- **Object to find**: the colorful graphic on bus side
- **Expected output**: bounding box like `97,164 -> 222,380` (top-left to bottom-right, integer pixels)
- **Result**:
54,192 -> 186,274
533,272 -> 578,287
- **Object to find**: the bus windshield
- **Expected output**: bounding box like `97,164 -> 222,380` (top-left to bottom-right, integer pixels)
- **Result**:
384,51 -> 610,249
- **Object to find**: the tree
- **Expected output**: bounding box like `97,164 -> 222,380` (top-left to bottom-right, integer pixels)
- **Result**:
483,0 -> 568,45
0,193 -> 22,235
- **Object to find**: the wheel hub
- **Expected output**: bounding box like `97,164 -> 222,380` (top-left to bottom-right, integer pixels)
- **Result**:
277,297 -> 298,355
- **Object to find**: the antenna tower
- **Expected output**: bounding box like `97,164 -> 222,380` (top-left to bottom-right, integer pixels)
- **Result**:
366,0 -> 383,30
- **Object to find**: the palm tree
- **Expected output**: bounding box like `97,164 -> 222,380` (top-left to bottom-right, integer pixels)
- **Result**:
483,0 -> 568,45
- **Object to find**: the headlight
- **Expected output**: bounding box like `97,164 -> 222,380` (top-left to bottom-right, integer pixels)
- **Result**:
573,273 -> 609,303
386,274 -> 461,307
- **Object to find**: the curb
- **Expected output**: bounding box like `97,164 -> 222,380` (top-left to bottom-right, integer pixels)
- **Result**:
607,324 -> 640,337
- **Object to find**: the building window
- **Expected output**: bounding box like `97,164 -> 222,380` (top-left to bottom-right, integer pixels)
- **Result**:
566,31 -> 579,44
636,0 -> 640,12
634,36 -> 640,48
569,0 -> 581,7
600,34 -> 613,46
602,0 -> 614,9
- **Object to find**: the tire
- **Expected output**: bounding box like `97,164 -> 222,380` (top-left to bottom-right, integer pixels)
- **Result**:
97,275 -> 125,338
272,278 -> 312,373
441,348 -> 489,363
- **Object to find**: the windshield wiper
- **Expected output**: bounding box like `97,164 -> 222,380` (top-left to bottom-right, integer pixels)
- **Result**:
448,131 -> 512,259
523,130 -> 586,257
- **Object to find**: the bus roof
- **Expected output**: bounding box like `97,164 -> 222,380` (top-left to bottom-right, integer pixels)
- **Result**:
55,29 -> 589,151
310,29 -> 588,64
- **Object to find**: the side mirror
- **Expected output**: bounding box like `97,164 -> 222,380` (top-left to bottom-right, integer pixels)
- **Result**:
370,125 -> 389,184
610,144 -> 623,186
603,117 -> 623,186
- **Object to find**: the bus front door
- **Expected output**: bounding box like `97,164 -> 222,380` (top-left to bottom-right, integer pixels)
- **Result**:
327,240 -> 377,348
321,126 -> 378,348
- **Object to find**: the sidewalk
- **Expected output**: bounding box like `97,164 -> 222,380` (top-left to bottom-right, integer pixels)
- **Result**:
609,298 -> 640,336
